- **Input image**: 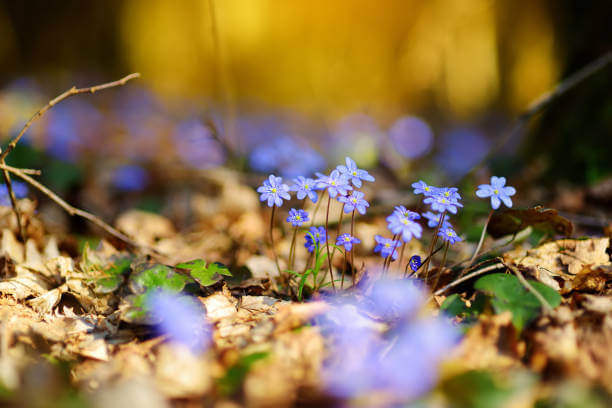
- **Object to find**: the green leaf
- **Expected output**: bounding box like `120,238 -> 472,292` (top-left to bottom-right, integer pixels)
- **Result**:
440,370 -> 514,408
94,257 -> 132,294
217,352 -> 269,396
474,273 -> 561,330
133,264 -> 191,294
176,259 -> 232,287
441,294 -> 471,317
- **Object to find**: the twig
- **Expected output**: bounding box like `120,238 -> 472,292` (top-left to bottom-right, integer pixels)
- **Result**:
502,260 -> 553,312
463,51 -> 612,180
0,164 -> 158,254
468,210 -> 493,266
0,73 -> 140,246
432,261 -> 505,297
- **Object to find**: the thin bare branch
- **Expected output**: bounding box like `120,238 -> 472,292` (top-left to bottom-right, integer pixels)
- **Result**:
0,73 -> 140,162
432,261 -> 505,297
0,164 -> 159,255
502,260 -> 553,312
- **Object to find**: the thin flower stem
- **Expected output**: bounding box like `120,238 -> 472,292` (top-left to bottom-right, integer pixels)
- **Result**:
269,205 -> 281,276
324,196 -> 336,290
383,233 -> 399,274
288,226 -> 298,271
423,211 -> 446,281
350,210 -> 356,287
429,261 -> 505,300
468,210 -> 493,266
397,242 -> 406,275
309,191 -> 325,227
404,244 -> 444,277
431,241 -> 449,290
341,249 -> 347,289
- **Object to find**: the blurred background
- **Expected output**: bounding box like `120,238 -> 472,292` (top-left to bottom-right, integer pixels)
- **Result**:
0,0 -> 610,232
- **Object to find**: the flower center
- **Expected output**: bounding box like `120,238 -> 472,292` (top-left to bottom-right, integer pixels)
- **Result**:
331,181 -> 336,186
351,198 -> 357,203
425,186 -> 430,191
494,189 -> 499,194
271,188 -> 277,193
447,231 -> 453,237
344,236 -> 351,242
352,171 -> 357,176
402,219 -> 409,225
440,198 -> 448,204
384,243 -> 390,248
296,215 -> 301,220
304,184 -> 309,189
444,192 -> 450,197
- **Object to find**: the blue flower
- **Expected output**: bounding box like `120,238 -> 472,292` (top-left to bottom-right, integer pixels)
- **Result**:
316,169 -> 352,198
147,291 -> 212,354
338,190 -> 369,215
336,157 -> 375,188
287,208 -> 309,227
373,235 -> 400,260
423,190 -> 463,214
0,182 -> 28,206
392,205 -> 421,220
366,278 -> 426,321
422,211 -> 452,229
256,174 -> 291,207
304,226 -> 326,253
438,226 -> 462,245
476,176 -> 516,210
412,180 -> 438,196
409,255 -> 422,272
112,165 -> 149,192
387,214 -> 423,243
290,176 -> 318,203
336,233 -> 360,252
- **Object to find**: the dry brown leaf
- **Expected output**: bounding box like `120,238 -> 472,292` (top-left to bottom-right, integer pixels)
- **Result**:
154,344 -> 212,398
115,209 -> 175,247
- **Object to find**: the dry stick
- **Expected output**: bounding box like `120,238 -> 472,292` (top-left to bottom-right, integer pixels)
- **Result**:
1,164 -> 156,253
468,210 -> 494,266
0,73 -> 140,245
1,169 -> 25,243
324,196 -> 336,290
502,260 -> 553,312
462,51 -> 612,182
430,261 -> 506,298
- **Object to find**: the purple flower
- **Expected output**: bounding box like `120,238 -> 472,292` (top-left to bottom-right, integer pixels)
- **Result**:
147,291 -> 211,354
338,190 -> 369,215
256,174 -> 291,207
316,169 -> 352,198
290,176 -> 318,203
392,205 -> 421,220
476,176 -> 516,210
287,208 -> 309,227
409,255 -> 422,272
304,226 -> 326,253
336,157 -> 375,188
387,214 -> 423,243
438,226 -> 462,245
0,181 -> 28,207
336,233 -> 360,252
318,282 -> 461,402
367,278 -> 426,321
422,211 -> 452,229
412,180 -> 438,196
437,187 -> 462,202
373,235 -> 401,260
112,165 -> 149,192
423,191 -> 463,214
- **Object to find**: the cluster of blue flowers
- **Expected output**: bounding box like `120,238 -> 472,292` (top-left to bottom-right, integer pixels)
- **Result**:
257,155 -> 517,273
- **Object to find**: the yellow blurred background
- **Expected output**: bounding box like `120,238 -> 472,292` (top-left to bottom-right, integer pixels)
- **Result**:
118,0 -> 558,120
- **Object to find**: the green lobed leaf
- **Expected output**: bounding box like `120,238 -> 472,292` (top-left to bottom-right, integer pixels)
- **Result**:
176,259 -> 232,287
474,273 -> 561,330
133,264 -> 191,294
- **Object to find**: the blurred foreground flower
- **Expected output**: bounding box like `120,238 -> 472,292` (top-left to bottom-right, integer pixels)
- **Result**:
318,278 -> 460,402
147,291 -> 211,354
